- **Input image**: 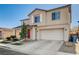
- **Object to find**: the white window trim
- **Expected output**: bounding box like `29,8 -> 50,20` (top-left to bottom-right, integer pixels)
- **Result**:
52,11 -> 60,20
33,14 -> 42,24
40,14 -> 42,23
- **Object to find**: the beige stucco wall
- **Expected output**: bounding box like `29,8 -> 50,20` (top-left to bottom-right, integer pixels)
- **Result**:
46,7 -> 71,25
29,10 -> 47,26
30,24 -> 70,41
0,28 -> 21,39
21,19 -> 31,25
13,28 -> 21,39
28,6 -> 71,27
0,28 -> 13,39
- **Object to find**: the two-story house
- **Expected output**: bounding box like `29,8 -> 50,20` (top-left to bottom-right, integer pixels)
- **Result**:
21,5 -> 71,42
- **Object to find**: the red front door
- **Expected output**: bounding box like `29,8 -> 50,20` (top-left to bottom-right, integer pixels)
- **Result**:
28,29 -> 30,38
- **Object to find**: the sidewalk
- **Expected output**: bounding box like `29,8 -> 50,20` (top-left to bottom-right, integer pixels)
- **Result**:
0,40 -> 74,55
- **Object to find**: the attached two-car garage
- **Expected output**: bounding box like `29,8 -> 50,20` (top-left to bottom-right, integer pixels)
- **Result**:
39,28 -> 64,40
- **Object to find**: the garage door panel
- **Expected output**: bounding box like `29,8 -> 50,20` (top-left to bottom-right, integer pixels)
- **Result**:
40,29 -> 64,40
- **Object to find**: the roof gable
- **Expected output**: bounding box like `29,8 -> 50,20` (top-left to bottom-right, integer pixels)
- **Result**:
28,8 -> 47,16
28,4 -> 71,16
47,4 -> 71,11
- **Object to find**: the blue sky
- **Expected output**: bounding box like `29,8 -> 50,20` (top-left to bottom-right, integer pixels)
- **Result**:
0,4 -> 79,28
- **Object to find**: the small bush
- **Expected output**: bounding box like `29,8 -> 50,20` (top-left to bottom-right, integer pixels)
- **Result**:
12,38 -> 19,42
10,35 -> 19,42
10,35 -> 16,39
6,37 -> 11,41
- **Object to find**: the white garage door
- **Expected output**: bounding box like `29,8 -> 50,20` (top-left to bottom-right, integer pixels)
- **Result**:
40,29 -> 64,40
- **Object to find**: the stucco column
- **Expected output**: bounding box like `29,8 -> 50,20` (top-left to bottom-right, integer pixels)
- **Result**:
64,26 -> 70,42
32,27 -> 35,40
37,28 -> 40,40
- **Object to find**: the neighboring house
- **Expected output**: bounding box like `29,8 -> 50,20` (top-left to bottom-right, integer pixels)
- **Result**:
0,31 -> 2,39
13,26 -> 21,39
0,28 -> 13,39
13,25 -> 31,39
0,26 -> 21,39
69,26 -> 79,35
21,4 -> 71,42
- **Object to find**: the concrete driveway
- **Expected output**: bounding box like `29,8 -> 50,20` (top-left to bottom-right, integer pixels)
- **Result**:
0,40 -> 74,55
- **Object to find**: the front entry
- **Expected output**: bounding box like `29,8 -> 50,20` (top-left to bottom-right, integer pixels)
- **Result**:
28,29 -> 30,38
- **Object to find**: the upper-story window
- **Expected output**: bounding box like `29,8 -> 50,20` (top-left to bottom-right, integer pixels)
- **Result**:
52,11 -> 60,20
34,15 -> 40,23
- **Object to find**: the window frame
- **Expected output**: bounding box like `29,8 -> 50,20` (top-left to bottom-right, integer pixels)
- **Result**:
34,15 -> 40,23
52,11 -> 60,20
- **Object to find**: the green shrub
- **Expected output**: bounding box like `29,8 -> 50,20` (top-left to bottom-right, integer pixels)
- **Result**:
12,38 -> 19,42
6,37 -> 11,41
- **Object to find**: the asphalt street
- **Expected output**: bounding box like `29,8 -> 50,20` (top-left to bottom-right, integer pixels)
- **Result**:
0,47 -> 27,55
